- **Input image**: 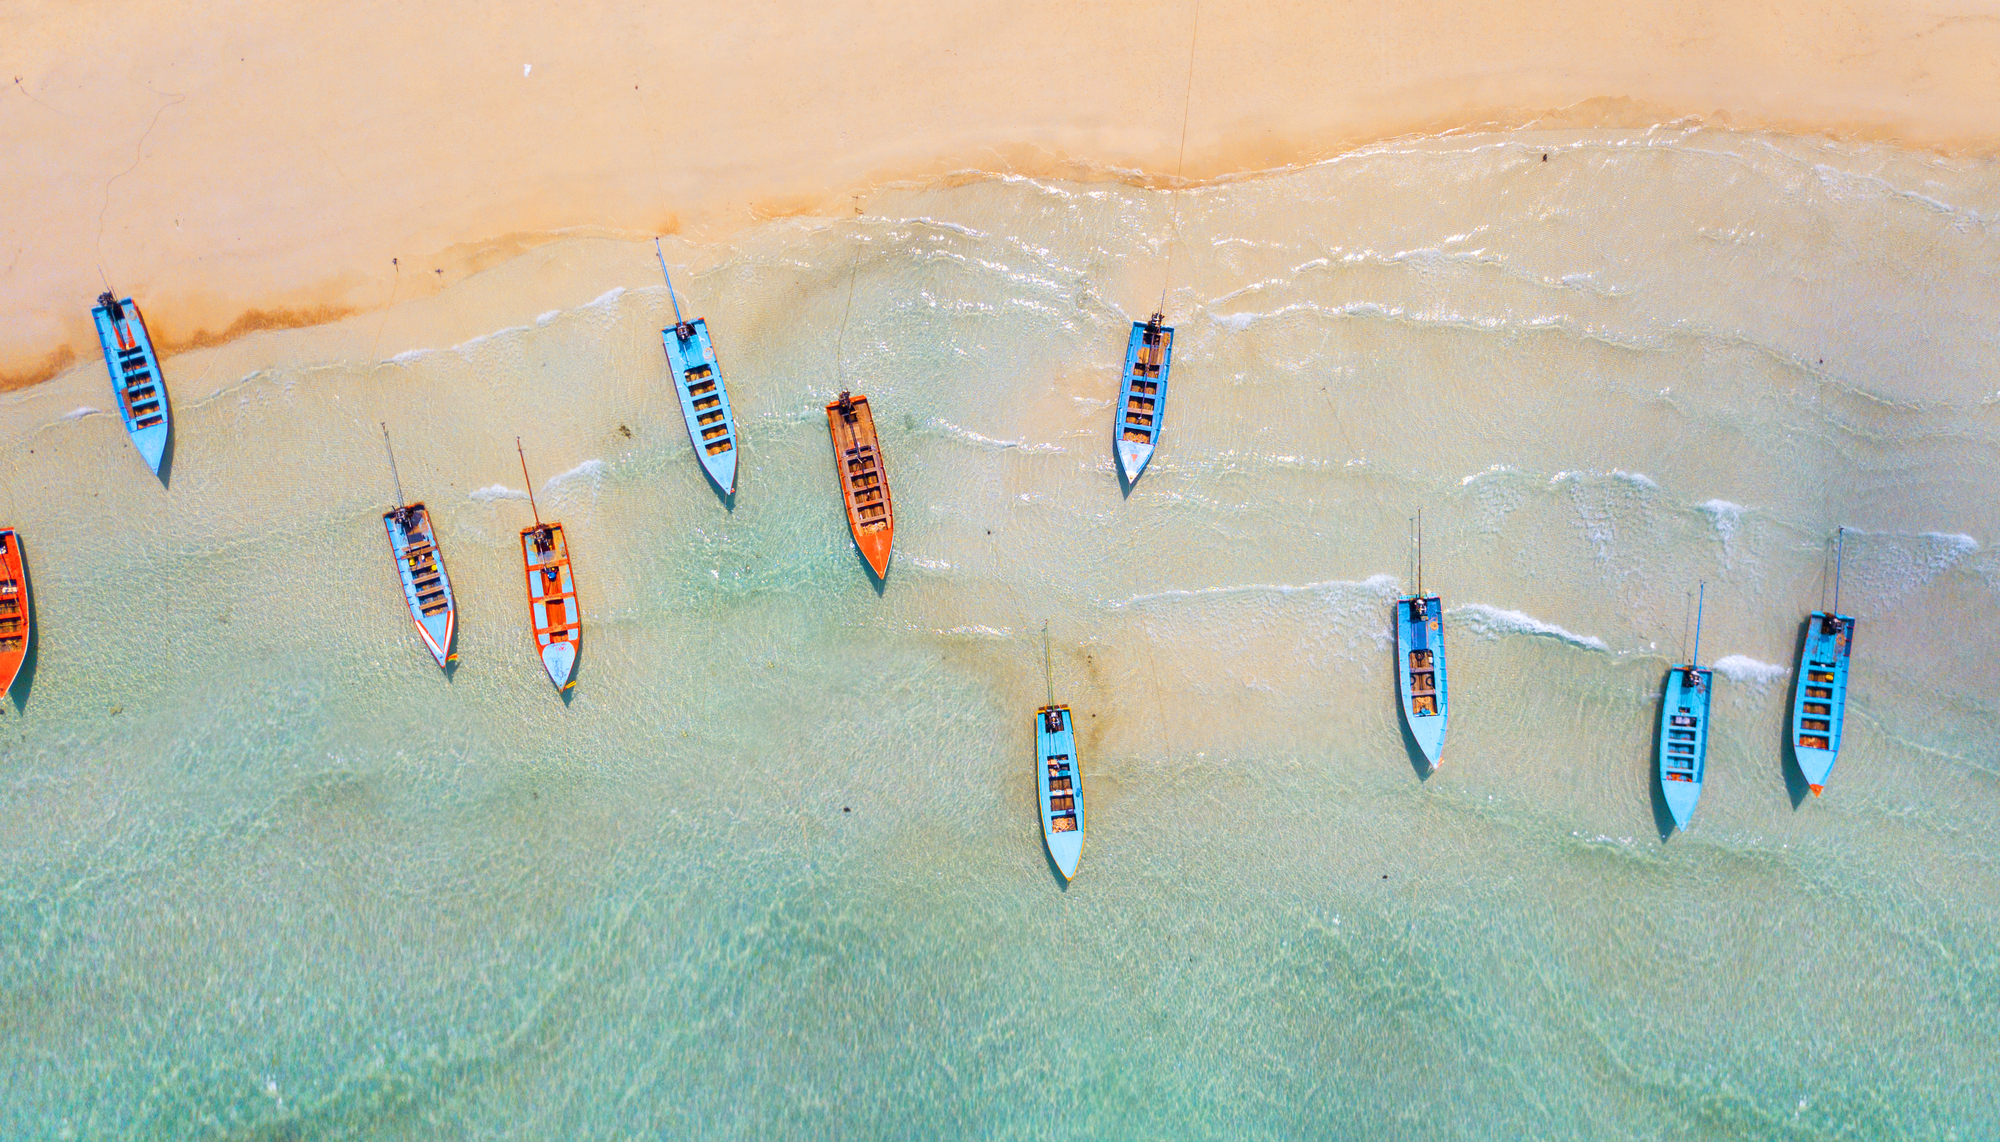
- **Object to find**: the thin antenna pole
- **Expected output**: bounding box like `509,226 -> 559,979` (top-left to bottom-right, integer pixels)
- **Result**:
1416,507 -> 1424,597
516,437 -> 541,525
1691,582 -> 1706,669
1831,527 -> 1846,616
654,238 -> 685,327
380,422 -> 406,506
1042,621 -> 1055,708
1407,515 -> 1415,594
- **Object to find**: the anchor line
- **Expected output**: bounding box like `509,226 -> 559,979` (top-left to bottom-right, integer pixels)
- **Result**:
833,196 -> 863,388
381,422 -> 407,507
517,437 -> 542,525
1158,0 -> 1202,312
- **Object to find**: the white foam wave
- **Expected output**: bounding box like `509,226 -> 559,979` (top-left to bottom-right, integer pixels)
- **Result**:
1460,464 -> 1519,486
536,310 -> 561,325
936,625 -> 1012,639
586,287 -> 626,311
62,406 -> 102,420
390,348 -> 430,364
902,555 -> 953,571
1698,500 -> 1745,542
544,459 -> 607,495
470,484 -> 528,502
1549,468 -> 1657,490
1711,654 -> 1788,689
1452,604 -> 1609,652
931,419 -> 1063,454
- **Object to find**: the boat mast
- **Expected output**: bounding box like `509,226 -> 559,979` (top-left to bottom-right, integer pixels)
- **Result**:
1691,581 -> 1705,669
516,437 -> 542,526
380,422 -> 407,507
1042,621 -> 1055,708
654,238 -> 689,335
1831,527 -> 1846,616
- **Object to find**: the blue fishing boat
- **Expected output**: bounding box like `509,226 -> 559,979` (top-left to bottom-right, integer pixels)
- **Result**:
1792,528 -> 1856,795
1036,625 -> 1083,879
90,292 -> 171,476
1659,584 -> 1713,832
655,241 -> 738,495
1395,512 -> 1448,769
379,425 -> 457,670
1114,312 -> 1173,486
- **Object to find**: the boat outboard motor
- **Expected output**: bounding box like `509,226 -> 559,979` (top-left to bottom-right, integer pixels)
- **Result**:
98,291 -> 124,320
1411,598 -> 1427,621
837,390 -> 856,421
676,320 -> 695,342
1044,709 -> 1062,733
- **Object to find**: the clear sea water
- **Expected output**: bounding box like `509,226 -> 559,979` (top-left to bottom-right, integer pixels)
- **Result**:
3,125 -> 1997,1139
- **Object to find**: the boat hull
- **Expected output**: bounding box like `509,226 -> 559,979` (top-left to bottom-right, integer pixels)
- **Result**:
662,319 -> 739,494
91,296 -> 172,476
826,394 -> 894,579
1036,704 -> 1084,879
1791,611 -> 1854,794
1395,595 -> 1447,768
1659,665 -> 1713,831
1115,318 -> 1173,486
0,529 -> 30,695
521,522 -> 581,691
383,504 -> 457,669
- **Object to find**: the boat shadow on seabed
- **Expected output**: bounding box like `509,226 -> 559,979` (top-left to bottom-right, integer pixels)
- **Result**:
8,538 -> 38,713
1777,616 -> 1816,809
1647,697 -> 1679,843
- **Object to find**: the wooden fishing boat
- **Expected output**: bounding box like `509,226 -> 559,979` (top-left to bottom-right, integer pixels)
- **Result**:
91,292 -> 172,476
515,442 -> 580,692
0,529 -> 30,695
826,391 -> 893,579
1658,585 -> 1712,832
1792,529 -> 1856,795
655,241 -> 739,494
1037,704 -> 1085,879
1035,625 -> 1083,879
1397,595 -> 1447,769
384,504 -> 457,669
379,426 -> 457,669
1395,512 -> 1448,769
1115,312 -> 1173,486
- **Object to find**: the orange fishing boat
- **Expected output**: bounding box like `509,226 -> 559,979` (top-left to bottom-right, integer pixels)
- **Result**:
0,529 -> 29,695
514,441 -> 581,693
826,391 -> 894,579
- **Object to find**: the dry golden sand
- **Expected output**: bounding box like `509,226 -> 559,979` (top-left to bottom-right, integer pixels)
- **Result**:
4,0 -> 1998,389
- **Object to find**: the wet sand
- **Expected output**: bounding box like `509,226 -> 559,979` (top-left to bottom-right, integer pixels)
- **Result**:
5,0 -> 1999,387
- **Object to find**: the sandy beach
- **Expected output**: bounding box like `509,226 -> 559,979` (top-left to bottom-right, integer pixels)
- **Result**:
4,0 -> 1999,388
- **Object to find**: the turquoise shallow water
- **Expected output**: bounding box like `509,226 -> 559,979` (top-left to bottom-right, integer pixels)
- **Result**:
2,125 -> 1998,1138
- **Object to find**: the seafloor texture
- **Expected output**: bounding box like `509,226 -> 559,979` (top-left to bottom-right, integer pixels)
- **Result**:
2,126 -> 1995,1139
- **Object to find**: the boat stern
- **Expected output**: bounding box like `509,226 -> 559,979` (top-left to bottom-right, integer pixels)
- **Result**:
1116,440 -> 1154,485
1793,744 -> 1836,794
1662,781 -> 1702,831
540,640 -> 577,691
132,423 -> 169,475
857,530 -> 892,580
1044,830 -> 1083,880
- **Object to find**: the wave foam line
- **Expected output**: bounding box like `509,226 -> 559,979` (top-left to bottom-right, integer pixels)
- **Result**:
469,484 -> 528,502
931,419 -> 1063,454
1452,604 -> 1609,651
1110,574 -> 1400,609
1711,655 -> 1788,687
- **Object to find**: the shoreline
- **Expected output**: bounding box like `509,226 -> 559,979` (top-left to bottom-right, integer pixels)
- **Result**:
8,0 -> 2000,391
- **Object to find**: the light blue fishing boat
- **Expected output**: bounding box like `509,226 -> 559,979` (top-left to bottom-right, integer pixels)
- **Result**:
91,292 -> 171,476
1395,515 -> 1447,768
1792,528 -> 1856,795
655,241 -> 738,495
1114,312 -> 1173,486
1659,584 -> 1713,832
1036,625 -> 1084,879
379,425 -> 457,670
